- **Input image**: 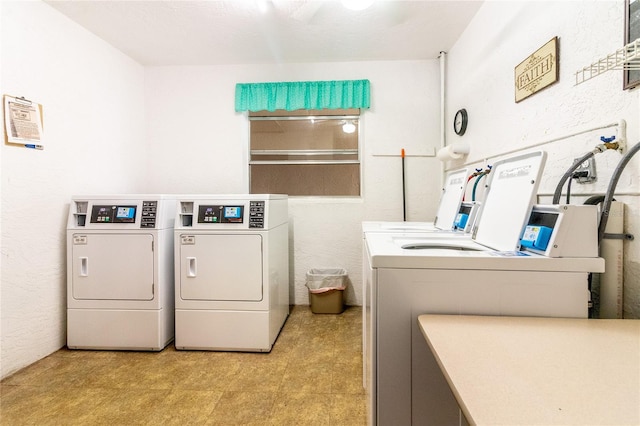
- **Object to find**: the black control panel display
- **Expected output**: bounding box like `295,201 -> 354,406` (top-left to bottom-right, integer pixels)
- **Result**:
90,205 -> 137,224
198,205 -> 244,223
457,204 -> 472,216
89,201 -> 158,227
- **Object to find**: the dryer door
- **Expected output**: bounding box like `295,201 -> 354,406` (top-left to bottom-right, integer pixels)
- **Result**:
179,234 -> 263,301
71,233 -> 155,300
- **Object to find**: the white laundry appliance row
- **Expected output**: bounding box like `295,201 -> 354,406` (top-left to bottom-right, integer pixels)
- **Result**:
362,151 -> 605,425
66,194 -> 289,353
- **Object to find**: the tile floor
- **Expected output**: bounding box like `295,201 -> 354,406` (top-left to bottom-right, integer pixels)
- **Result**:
0,306 -> 366,425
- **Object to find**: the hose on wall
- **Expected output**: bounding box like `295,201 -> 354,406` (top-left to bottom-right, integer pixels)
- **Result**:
598,140 -> 640,244
552,151 -> 596,204
552,141 -> 620,205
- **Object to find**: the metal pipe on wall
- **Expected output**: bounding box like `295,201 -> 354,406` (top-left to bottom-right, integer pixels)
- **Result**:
439,51 -> 447,186
446,119 -> 627,172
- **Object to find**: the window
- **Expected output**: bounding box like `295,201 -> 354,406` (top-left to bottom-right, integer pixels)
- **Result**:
249,109 -> 360,196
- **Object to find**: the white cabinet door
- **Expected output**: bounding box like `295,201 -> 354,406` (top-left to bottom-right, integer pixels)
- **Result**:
179,234 -> 263,301
71,233 -> 154,300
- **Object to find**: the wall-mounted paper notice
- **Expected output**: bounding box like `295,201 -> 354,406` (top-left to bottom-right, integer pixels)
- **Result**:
3,95 -> 44,149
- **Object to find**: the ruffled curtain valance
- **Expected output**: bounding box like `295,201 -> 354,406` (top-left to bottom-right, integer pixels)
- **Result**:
235,79 -> 370,112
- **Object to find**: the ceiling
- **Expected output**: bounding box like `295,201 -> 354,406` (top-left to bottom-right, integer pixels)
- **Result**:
44,0 -> 483,66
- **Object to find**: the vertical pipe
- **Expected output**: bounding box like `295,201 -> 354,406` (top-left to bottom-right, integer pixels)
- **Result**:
401,148 -> 406,221
439,51 -> 447,188
617,119 -> 627,152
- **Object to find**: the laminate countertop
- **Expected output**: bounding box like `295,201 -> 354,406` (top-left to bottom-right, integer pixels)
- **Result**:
418,314 -> 640,425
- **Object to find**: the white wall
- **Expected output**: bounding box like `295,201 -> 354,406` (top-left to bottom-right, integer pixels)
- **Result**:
144,61 -> 442,306
0,2 -> 4,381
446,0 -> 640,318
5,0 -> 637,382
1,1 -> 146,378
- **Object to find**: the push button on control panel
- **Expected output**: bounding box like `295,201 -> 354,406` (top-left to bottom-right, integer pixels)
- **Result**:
140,201 -> 158,228
249,201 -> 265,228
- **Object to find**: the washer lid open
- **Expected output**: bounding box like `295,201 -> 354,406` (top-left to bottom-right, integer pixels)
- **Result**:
433,168 -> 469,230
472,151 -> 547,252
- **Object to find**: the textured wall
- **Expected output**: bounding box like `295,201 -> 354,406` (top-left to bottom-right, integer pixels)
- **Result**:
6,0 -> 637,383
1,1 -> 146,378
446,1 -> 640,318
144,60 -> 442,306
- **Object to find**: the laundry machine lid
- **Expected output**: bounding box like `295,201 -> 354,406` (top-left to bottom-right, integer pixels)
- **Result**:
472,151 -> 547,251
433,168 -> 469,230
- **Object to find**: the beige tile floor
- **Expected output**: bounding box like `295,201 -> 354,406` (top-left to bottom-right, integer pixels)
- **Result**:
0,306 -> 365,425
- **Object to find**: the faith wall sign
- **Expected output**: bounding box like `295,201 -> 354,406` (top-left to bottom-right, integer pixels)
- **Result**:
514,37 -> 559,103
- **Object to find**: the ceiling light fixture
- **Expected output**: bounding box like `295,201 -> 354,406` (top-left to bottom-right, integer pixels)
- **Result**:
256,0 -> 270,14
342,121 -> 356,134
341,0 -> 374,11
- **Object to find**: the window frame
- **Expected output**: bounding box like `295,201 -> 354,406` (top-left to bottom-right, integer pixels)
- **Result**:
248,109 -> 362,197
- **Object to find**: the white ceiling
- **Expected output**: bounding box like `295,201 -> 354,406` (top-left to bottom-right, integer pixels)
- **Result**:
44,0 -> 483,66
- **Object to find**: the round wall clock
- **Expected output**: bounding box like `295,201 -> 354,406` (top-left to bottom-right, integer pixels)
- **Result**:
454,108 -> 468,136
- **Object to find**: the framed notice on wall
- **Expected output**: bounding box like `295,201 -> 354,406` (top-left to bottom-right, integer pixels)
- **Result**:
3,94 -> 44,149
514,37 -> 559,103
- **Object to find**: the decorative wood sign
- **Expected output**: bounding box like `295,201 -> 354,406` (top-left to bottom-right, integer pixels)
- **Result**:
514,37 -> 558,103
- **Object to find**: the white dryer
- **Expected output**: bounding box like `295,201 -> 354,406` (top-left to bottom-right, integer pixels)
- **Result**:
174,194 -> 289,352
363,151 -> 605,425
66,195 -> 175,350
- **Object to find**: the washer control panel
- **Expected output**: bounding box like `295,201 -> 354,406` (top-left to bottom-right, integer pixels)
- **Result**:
519,204 -> 599,258
249,201 -> 265,228
176,196 -> 287,230
194,202 -> 267,228
140,201 -> 158,228
68,196 -> 174,230
88,201 -> 158,228
198,205 -> 244,223
90,205 -> 137,224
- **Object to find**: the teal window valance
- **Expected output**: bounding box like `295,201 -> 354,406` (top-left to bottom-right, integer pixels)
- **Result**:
235,79 -> 370,112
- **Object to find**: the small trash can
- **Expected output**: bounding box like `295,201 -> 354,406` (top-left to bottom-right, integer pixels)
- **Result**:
306,268 -> 348,314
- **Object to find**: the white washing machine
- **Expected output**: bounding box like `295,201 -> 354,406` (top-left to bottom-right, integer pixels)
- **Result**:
361,153 -> 543,391
364,152 -> 543,239
363,151 -> 605,425
365,222 -> 604,425
361,167 -> 473,388
174,194 -> 289,352
362,167 -> 470,235
66,195 -> 175,350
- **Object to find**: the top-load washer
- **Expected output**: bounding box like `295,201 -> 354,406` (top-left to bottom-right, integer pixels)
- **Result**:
66,195 -> 175,350
362,151 -> 606,425
362,167 -> 470,235
364,152 -> 544,241
174,194 -> 289,352
361,152 -> 544,392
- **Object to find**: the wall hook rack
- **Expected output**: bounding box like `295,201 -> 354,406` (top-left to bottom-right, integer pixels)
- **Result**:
575,38 -> 640,85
